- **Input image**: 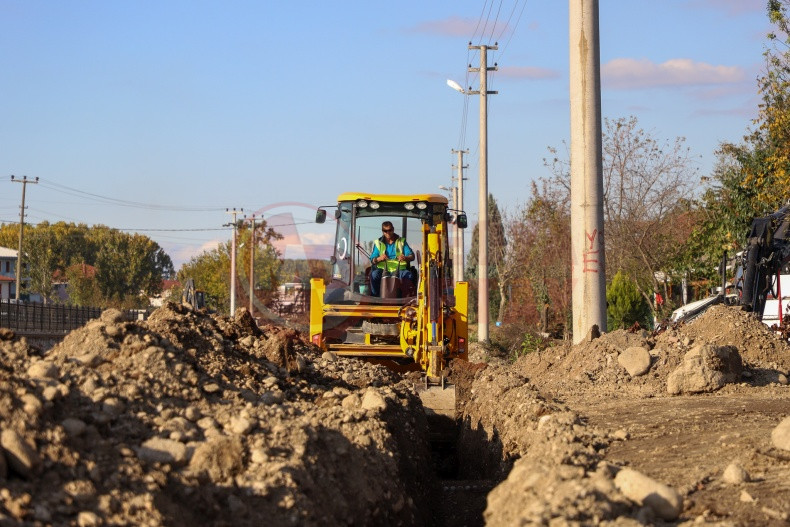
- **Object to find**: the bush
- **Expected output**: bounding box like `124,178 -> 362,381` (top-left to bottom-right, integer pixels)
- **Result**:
606,270 -> 652,330
490,322 -> 549,362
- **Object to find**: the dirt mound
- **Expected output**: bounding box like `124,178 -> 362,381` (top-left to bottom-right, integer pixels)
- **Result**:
516,305 -> 790,400
0,303 -> 436,526
670,304 -> 790,373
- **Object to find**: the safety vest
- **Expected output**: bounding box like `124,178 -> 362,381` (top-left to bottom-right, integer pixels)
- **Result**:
374,237 -> 407,272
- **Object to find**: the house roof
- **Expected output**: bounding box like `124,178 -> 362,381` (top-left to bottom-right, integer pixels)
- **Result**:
0,275 -> 14,282
52,263 -> 97,282
162,279 -> 180,290
0,247 -> 18,258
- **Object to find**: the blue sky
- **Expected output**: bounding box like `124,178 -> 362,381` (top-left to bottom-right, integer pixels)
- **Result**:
0,0 -> 770,269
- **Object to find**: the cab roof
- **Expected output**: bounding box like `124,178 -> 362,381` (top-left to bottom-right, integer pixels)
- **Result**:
336,192 -> 448,204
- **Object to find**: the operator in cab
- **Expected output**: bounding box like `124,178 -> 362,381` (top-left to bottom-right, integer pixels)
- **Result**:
369,221 -> 414,296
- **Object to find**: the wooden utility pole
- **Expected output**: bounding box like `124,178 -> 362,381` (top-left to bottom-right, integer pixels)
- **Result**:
225,208 -> 243,314
468,43 -> 497,342
569,0 -> 606,342
451,148 -> 468,283
11,175 -> 38,300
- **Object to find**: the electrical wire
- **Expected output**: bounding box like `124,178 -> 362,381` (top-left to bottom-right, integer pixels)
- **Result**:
35,178 -> 225,212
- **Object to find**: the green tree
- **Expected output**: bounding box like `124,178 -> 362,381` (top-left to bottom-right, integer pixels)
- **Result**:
65,263 -> 101,306
606,270 -> 651,330
92,229 -> 173,306
465,194 -> 506,321
177,244 -> 232,312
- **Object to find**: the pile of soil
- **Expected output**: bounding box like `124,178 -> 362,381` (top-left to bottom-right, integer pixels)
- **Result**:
515,304 -> 790,400
0,303 -> 435,526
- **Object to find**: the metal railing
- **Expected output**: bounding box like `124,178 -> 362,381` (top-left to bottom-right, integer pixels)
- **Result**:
0,300 -> 144,334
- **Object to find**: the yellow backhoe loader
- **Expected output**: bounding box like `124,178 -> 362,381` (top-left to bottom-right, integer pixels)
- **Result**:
310,192 -> 468,434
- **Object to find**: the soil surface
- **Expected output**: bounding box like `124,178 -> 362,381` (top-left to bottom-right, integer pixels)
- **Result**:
0,302 -> 788,526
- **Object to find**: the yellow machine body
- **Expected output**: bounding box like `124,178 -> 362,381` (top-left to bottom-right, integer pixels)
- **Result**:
309,192 -> 468,380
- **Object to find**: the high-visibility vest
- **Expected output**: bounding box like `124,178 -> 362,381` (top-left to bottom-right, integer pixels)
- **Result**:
374,237 -> 407,272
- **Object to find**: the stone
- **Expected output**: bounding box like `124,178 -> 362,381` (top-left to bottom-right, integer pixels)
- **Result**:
0,429 -> 40,478
77,511 -> 102,527
667,344 -> 742,395
189,437 -> 244,481
771,416 -> 790,451
722,462 -> 749,484
102,397 -> 126,417
618,347 -> 652,377
361,389 -> 387,411
27,361 -> 58,380
614,467 -> 682,521
342,394 -> 361,410
137,437 -> 188,465
62,418 -> 88,437
228,416 -> 254,435
322,351 -> 337,362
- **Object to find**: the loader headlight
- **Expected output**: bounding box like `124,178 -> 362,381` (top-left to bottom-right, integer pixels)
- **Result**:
415,202 -> 427,210
357,200 -> 368,208
369,201 -> 380,210
403,203 -> 415,211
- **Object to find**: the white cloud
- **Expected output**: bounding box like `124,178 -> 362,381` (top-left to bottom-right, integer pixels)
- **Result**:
602,58 -> 746,90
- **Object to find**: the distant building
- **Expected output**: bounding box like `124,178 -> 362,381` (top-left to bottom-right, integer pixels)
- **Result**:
0,247 -> 15,300
150,279 -> 180,307
52,263 -> 97,303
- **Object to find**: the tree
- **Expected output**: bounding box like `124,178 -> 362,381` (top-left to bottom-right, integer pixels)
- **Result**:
547,116 -> 700,319
177,244 -> 231,312
606,270 -> 651,330
90,228 -> 173,307
465,194 -> 507,321
674,1 -> 790,285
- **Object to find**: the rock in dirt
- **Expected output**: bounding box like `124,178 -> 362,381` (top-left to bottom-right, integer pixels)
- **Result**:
667,344 -> 742,395
0,429 -> 39,478
614,467 -> 683,520
722,462 -> 750,484
618,347 -> 652,377
771,416 -> 790,451
137,437 -> 188,465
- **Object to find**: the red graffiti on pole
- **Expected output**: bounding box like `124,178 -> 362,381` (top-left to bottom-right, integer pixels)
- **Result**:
583,229 -> 599,273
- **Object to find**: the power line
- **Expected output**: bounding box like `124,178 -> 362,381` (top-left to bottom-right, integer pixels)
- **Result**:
33,178 -> 225,212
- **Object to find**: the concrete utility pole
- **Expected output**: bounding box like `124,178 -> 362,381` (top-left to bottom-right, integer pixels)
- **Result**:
11,175 -> 38,300
569,0 -> 606,343
451,148 -> 468,283
225,208 -> 243,315
468,43 -> 497,342
249,215 -> 255,314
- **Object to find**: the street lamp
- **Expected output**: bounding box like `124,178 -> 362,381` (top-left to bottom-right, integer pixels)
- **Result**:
446,79 -> 466,94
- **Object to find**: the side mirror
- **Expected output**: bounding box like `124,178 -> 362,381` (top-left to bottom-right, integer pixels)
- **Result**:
315,209 -> 327,224
457,213 -> 468,229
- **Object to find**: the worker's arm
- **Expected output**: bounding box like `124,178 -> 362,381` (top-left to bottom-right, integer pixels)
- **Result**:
370,246 -> 380,264
398,242 -> 415,262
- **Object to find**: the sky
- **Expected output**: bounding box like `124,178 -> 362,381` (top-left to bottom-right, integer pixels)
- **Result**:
0,0 -> 772,270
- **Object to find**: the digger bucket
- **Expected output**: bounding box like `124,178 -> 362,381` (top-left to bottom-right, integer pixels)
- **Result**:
416,378 -> 457,442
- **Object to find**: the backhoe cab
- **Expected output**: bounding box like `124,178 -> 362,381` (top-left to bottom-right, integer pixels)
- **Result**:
310,192 -> 469,381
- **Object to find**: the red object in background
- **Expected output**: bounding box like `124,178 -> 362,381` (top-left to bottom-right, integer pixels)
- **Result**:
655,292 -> 664,306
